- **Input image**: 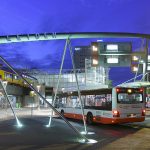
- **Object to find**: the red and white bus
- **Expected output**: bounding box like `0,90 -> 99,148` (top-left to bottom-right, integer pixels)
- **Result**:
56,87 -> 145,124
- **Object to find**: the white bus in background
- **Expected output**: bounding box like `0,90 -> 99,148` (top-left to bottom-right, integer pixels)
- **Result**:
55,87 -> 145,124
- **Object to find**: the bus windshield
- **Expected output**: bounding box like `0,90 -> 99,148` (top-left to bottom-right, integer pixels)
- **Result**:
117,93 -> 143,104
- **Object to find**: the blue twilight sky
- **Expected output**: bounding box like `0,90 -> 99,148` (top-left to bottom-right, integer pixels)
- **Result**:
0,0 -> 150,86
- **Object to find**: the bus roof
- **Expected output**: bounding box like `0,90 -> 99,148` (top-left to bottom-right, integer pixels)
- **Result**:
119,81 -> 150,88
60,88 -> 113,96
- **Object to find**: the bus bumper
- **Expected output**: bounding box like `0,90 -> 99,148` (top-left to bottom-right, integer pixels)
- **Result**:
94,116 -> 145,124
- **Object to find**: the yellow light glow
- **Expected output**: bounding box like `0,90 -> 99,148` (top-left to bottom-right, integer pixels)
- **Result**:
128,89 -> 132,93
30,91 -> 36,97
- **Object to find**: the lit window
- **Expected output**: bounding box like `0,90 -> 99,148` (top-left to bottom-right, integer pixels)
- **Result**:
107,57 -> 118,63
147,64 -> 150,70
148,55 -> 150,62
106,44 -> 118,51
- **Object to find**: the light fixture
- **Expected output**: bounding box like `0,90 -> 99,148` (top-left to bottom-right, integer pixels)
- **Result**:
127,89 -> 132,93
92,59 -> 98,65
3,81 -> 8,87
36,85 -> 41,92
92,46 -> 98,52
132,66 -> 138,72
132,56 -> 139,61
16,118 -> 23,128
75,48 -> 81,51
62,88 -> 65,93
30,91 -> 36,97
97,39 -> 103,42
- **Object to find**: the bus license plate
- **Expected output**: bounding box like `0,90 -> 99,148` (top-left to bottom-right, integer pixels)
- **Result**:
127,114 -> 136,117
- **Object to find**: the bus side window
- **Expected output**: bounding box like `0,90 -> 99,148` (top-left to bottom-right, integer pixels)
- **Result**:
66,96 -> 72,107
61,97 -> 67,107
86,95 -> 95,106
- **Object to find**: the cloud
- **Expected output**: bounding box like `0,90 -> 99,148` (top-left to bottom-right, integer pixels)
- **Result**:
0,0 -> 149,87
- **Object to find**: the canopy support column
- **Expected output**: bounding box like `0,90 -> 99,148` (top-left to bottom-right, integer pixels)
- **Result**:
68,39 -> 88,134
0,53 -> 89,142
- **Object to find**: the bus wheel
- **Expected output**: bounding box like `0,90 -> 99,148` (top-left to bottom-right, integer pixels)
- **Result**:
87,113 -> 93,124
60,110 -> 64,117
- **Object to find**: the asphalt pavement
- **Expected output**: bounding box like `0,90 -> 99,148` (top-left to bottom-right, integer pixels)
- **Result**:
0,116 -> 149,150
0,108 -> 149,150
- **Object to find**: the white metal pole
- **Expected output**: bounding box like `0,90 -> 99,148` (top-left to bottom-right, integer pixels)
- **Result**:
142,62 -> 146,81
48,39 -> 68,127
0,80 -> 19,124
85,58 -> 87,85
0,55 -> 89,142
68,39 -> 88,134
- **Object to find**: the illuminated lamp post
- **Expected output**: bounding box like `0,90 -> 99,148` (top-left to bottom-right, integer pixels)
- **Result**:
30,90 -> 35,116
140,60 -> 146,81
92,59 -> 98,66
131,55 -> 146,81
85,58 -> 92,85
91,42 -> 99,67
2,81 -> 8,108
36,85 -> 41,110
